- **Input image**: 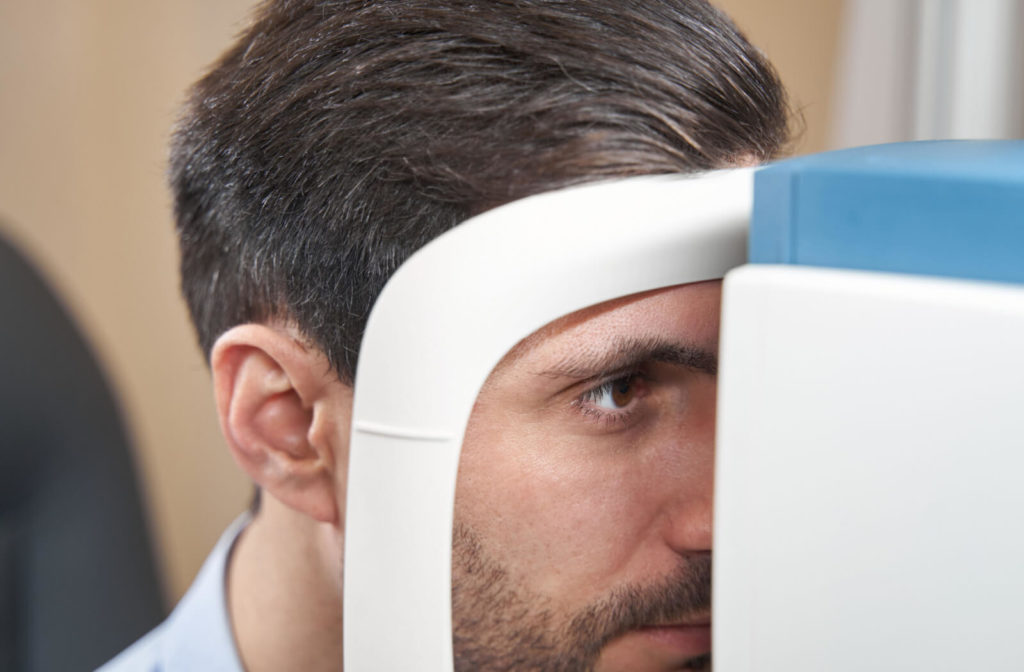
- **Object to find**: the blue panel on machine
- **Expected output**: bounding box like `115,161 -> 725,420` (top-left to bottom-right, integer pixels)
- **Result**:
750,140 -> 1024,285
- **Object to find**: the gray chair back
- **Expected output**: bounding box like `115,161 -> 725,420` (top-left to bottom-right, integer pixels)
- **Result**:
0,234 -> 164,671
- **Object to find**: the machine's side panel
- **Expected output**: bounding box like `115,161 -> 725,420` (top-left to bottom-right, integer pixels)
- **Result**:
716,264 -> 1024,671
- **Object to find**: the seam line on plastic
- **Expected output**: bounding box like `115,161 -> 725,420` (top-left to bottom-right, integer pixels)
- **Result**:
354,421 -> 453,441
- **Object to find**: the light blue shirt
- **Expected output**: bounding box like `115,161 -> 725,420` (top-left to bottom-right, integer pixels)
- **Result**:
97,515 -> 250,671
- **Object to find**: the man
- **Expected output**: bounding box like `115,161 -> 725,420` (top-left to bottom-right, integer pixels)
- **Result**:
103,0 -> 789,670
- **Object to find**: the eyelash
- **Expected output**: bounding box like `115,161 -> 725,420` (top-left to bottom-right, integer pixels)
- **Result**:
574,370 -> 648,429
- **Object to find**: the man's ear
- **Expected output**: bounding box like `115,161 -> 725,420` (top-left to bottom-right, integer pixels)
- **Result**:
211,324 -> 351,525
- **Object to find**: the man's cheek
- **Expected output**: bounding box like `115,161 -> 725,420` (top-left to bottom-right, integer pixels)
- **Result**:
526,477 -> 659,596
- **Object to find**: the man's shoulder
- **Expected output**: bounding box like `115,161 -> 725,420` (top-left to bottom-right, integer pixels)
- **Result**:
94,515 -> 251,672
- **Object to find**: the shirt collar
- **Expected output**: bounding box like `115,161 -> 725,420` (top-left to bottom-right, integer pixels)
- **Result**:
159,513 -> 250,671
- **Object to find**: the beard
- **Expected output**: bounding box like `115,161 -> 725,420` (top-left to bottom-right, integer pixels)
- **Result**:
451,523 -> 712,672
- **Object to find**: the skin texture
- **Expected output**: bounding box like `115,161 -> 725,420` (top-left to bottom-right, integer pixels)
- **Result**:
452,281 -> 720,671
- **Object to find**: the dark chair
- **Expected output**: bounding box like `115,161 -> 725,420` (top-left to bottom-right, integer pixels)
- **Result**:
0,233 -> 164,671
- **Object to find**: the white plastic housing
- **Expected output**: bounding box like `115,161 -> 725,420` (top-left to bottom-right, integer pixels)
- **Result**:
716,264 -> 1024,671
344,170 -> 754,670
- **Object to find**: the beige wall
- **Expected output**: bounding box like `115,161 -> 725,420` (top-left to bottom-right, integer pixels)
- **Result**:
719,0 -> 845,155
0,1 -> 255,602
0,0 -> 842,602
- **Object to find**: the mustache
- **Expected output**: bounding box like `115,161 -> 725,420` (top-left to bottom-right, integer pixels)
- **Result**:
566,554 -> 711,655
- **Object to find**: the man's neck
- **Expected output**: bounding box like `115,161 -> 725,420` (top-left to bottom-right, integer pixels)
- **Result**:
228,500 -> 344,672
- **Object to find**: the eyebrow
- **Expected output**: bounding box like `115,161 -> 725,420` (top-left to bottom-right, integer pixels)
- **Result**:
536,335 -> 718,381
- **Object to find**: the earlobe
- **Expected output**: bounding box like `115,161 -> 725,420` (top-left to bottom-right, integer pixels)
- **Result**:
211,324 -> 349,525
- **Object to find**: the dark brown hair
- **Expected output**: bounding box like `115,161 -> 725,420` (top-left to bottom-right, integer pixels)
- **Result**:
172,0 -> 790,382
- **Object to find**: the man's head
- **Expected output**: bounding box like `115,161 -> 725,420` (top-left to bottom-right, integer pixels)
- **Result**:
172,0 -> 789,669
172,0 -> 788,382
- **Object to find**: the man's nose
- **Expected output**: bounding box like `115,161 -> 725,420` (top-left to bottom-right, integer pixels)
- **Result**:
664,485 -> 713,554
663,413 -> 716,554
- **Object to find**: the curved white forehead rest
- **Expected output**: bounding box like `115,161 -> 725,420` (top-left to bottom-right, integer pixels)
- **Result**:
344,168 -> 753,670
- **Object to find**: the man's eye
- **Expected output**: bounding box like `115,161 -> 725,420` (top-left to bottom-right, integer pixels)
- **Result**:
572,372 -> 652,430
585,375 -> 641,410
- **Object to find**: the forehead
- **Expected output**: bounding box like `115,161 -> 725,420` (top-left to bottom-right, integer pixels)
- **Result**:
492,280 -> 722,381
